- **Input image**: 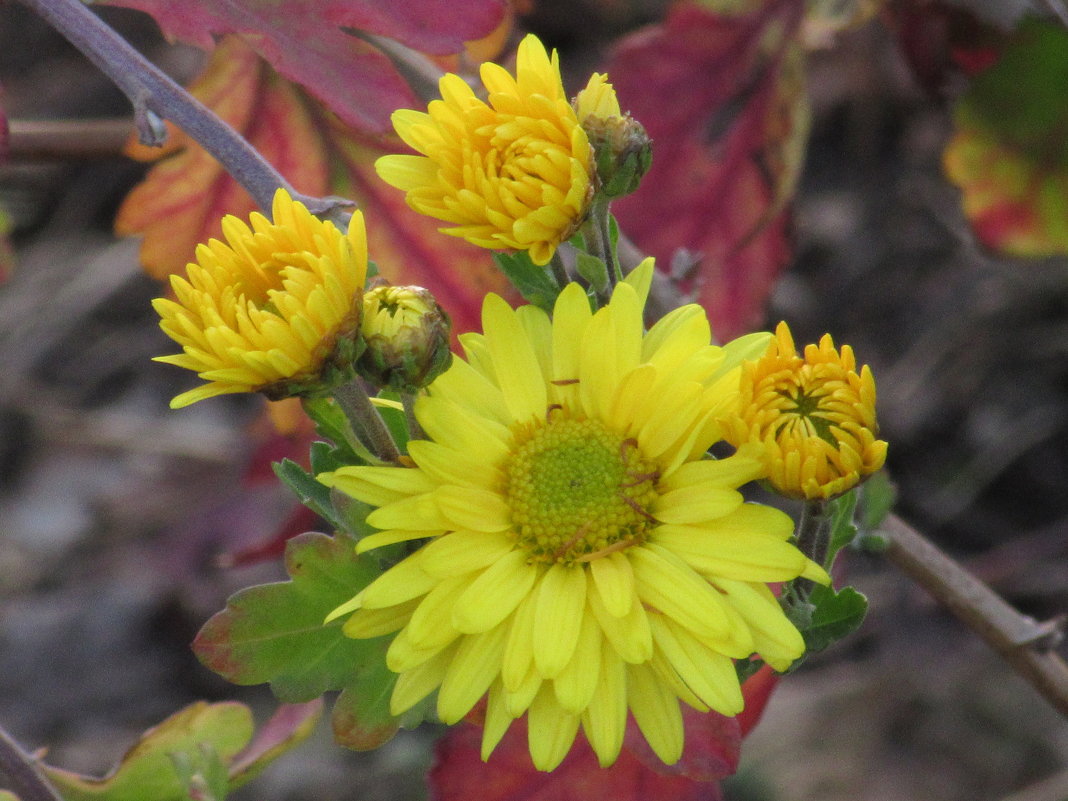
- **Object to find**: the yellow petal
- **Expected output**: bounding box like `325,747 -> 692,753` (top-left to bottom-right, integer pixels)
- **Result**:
452,550 -> 539,634
533,564 -> 587,678
627,661 -> 683,765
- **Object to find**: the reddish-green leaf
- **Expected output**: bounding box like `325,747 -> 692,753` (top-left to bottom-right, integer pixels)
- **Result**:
40,702 -> 254,801
944,19 -> 1068,257
228,701 -> 323,788
0,204 -> 14,284
93,0 -> 506,132
192,531 -> 407,749
609,0 -> 809,339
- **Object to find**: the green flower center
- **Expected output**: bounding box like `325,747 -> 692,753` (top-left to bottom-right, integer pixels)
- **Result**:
504,413 -> 660,565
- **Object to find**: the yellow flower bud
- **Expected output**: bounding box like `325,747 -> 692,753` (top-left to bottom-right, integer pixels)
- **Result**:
357,285 -> 452,392
574,73 -> 652,199
724,322 -> 888,500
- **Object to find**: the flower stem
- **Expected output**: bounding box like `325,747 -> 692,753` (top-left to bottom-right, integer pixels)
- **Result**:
792,498 -> 832,599
401,393 -> 425,441
0,724 -> 63,801
332,380 -> 401,463
549,251 -> 570,291
882,513 -> 1068,719
20,0 -> 348,223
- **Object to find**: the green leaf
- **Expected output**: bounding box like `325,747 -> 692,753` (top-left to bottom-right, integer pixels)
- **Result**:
858,471 -> 896,531
825,490 -> 858,568
801,584 -> 868,653
575,251 -> 610,294
302,397 -> 361,463
169,744 -> 229,801
41,702 -> 253,801
0,791 -> 22,801
493,251 -> 559,312
192,533 -> 407,750
194,532 -> 381,699
273,458 -> 336,526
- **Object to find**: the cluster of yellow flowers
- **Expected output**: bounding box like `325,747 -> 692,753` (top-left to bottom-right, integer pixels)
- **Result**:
154,35 -> 886,773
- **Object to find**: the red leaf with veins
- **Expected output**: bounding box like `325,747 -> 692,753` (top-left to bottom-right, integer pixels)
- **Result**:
93,0 -> 506,132
610,0 -> 808,340
430,719 -> 725,801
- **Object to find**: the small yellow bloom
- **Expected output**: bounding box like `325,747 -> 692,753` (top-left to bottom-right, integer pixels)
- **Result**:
153,189 -> 368,408
375,34 -> 593,266
320,262 -> 826,772
573,72 -> 651,199
725,322 -> 888,500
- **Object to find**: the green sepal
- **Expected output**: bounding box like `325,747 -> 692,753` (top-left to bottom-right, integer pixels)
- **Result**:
800,584 -> 868,654
192,532 -> 414,750
493,251 -> 560,312
859,471 -> 897,532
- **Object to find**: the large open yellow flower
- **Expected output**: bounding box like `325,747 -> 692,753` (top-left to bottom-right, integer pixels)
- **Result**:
724,322 -> 888,500
375,34 -> 593,266
153,189 -> 368,408
320,263 -> 826,771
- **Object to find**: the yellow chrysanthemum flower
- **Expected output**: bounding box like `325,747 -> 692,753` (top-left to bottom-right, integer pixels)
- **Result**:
375,34 -> 593,266
319,262 -> 827,771
153,189 -> 368,408
724,322 -> 888,500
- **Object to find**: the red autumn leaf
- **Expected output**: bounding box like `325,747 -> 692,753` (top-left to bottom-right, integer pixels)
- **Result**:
622,706 -> 740,782
430,719 -> 724,801
93,0 -> 506,133
609,0 -> 808,340
118,35 -> 505,335
943,19 -> 1068,257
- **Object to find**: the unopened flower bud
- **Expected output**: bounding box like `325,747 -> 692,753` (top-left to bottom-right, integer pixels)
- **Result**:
358,285 -> 452,392
574,73 -> 653,199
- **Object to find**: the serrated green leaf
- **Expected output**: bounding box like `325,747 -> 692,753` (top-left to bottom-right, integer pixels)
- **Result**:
801,585 -> 868,653
493,251 -> 559,311
575,251 -> 610,294
302,397 -> 361,463
826,490 -> 859,567
193,532 -> 383,700
273,458 -> 336,525
41,703 -> 252,801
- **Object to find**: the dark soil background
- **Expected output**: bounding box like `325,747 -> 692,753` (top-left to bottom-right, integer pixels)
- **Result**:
1,4 -> 1067,800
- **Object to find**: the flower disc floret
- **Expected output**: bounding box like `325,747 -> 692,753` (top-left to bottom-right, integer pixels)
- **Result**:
153,189 -> 368,408
725,321 -> 888,500
319,262 -> 828,772
375,34 -> 593,265
506,414 -> 659,563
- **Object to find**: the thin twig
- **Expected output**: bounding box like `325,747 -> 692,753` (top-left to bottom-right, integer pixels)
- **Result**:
19,0 -> 346,219
0,725 -> 63,801
882,513 -> 1068,718
332,380 -> 401,463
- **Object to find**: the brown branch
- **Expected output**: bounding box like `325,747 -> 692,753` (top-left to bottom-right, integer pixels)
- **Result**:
0,725 -> 62,801
7,118 -> 130,160
882,513 -> 1068,718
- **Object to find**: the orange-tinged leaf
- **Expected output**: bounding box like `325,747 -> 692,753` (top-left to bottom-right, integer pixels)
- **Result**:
609,0 -> 809,340
115,36 -> 330,280
943,19 -> 1068,257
